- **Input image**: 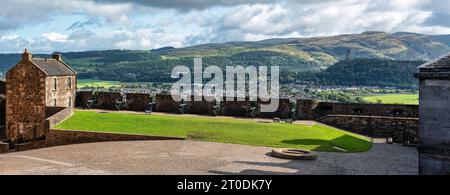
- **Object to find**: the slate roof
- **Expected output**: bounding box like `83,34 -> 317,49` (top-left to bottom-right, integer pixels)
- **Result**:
418,52 -> 450,72
31,58 -> 77,76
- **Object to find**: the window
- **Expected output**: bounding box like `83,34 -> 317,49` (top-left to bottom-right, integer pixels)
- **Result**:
53,99 -> 57,107
53,78 -> 57,91
67,77 -> 72,89
68,97 -> 72,107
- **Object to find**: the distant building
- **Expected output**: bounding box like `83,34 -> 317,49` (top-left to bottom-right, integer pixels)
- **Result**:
4,49 -> 77,142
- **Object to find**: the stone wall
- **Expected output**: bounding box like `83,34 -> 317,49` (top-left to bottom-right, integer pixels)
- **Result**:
45,107 -> 73,129
417,79 -> 450,174
321,115 -> 418,144
155,94 -> 180,113
5,60 -> 47,142
75,91 -> 94,108
0,96 -> 5,139
45,75 -> 76,108
97,92 -> 122,110
186,96 -> 217,115
220,97 -> 253,117
126,93 -> 150,111
258,98 -> 292,119
297,99 -> 419,144
13,129 -> 184,152
297,99 -> 418,119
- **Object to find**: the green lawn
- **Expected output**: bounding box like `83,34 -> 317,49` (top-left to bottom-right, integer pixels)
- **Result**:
55,110 -> 372,153
77,79 -> 124,88
362,94 -> 419,105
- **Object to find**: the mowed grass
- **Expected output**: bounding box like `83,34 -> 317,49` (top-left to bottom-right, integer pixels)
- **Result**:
363,94 -> 419,105
77,79 -> 123,88
55,110 -> 372,153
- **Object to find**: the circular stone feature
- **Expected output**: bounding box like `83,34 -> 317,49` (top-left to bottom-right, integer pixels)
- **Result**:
271,149 -> 318,160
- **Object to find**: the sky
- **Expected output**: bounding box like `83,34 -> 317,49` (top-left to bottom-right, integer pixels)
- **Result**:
0,0 -> 450,53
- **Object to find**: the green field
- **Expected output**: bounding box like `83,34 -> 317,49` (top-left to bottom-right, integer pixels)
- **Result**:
77,79 -> 124,88
362,94 -> 419,105
55,110 -> 373,153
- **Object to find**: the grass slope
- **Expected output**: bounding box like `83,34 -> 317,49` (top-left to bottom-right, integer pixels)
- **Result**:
363,94 -> 419,105
55,110 -> 373,153
77,79 -> 123,88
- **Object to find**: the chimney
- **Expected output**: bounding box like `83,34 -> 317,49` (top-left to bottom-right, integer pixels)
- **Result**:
52,52 -> 62,61
22,49 -> 32,61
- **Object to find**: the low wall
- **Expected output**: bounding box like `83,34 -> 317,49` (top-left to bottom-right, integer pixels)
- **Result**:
126,93 -> 151,111
297,99 -> 419,144
321,115 -> 418,144
97,92 -> 122,110
45,107 -> 74,129
186,97 -> 217,115
14,129 -> 185,152
297,99 -> 418,119
258,98 -> 292,119
75,91 -> 94,108
220,97 -> 253,117
155,94 -> 179,113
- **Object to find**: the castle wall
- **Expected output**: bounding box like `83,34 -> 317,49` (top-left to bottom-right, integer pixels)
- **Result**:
75,91 -> 94,108
297,99 -> 419,144
126,93 -> 151,111
155,94 -> 180,113
97,92 -> 122,110
258,98 -> 292,119
219,97 -> 253,117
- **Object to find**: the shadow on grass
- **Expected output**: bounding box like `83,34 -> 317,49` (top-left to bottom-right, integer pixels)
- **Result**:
282,135 -> 372,153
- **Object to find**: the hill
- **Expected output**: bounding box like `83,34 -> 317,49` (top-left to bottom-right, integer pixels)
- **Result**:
0,31 -> 447,86
300,59 -> 424,88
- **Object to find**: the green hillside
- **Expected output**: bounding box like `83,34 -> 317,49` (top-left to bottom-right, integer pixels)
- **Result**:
301,59 -> 423,88
0,31 -> 448,87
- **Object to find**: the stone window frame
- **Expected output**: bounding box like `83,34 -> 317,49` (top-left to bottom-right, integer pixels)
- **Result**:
66,76 -> 72,89
52,77 -> 57,91
53,99 -> 57,107
68,97 -> 72,107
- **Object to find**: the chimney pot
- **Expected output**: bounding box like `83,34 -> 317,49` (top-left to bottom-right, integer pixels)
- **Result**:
22,48 -> 32,60
52,52 -> 62,61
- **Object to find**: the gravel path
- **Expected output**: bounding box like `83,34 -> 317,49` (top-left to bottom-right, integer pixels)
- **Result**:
0,140 -> 417,175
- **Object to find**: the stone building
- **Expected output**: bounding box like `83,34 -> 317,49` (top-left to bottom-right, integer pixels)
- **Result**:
0,81 -> 5,139
415,52 -> 450,175
5,49 -> 77,142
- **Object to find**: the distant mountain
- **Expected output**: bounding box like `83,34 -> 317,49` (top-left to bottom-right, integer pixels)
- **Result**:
154,31 -> 450,68
0,31 -> 448,88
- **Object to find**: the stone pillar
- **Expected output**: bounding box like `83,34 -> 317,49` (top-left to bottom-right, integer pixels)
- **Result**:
415,53 -> 450,175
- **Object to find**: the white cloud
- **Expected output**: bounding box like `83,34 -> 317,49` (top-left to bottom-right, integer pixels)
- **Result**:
1,0 -> 450,52
42,32 -> 70,43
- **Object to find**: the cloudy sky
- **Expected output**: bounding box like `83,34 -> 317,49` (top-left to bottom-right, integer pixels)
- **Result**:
0,0 -> 450,53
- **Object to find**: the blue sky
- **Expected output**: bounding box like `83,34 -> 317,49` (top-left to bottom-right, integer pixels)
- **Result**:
0,0 -> 450,53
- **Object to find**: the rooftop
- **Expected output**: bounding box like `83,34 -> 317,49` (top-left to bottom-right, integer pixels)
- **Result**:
415,52 -> 450,78
418,52 -> 450,72
31,58 -> 76,76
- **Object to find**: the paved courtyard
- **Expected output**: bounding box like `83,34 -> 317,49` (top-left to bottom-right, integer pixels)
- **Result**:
0,140 -> 418,175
